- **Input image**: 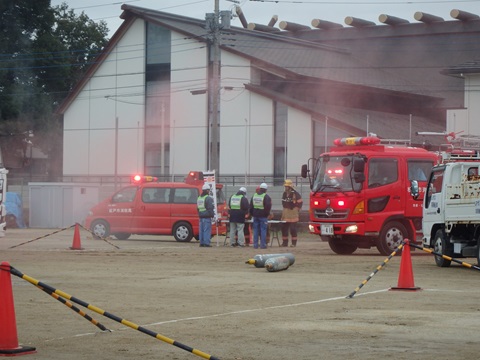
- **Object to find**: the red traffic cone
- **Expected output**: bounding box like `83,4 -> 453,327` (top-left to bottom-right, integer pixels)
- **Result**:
0,262 -> 37,356
70,223 -> 84,250
390,240 -> 421,291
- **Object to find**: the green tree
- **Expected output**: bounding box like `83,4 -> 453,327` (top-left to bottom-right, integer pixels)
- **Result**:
0,0 -> 109,176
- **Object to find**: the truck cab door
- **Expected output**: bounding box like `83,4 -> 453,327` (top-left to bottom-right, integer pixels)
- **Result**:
364,158 -> 403,232
405,159 -> 435,218
422,167 -> 445,242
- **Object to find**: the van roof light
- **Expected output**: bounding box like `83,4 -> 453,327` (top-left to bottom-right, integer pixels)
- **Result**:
132,175 -> 158,183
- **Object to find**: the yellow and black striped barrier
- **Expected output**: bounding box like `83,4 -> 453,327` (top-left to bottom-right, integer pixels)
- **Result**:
7,265 -> 220,360
409,242 -> 480,271
35,284 -> 110,332
346,241 -> 405,299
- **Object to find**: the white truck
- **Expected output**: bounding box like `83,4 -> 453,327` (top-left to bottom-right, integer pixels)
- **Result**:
411,149 -> 480,267
0,151 -> 8,237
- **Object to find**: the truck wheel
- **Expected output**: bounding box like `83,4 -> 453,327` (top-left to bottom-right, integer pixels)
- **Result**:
173,222 -> 193,242
328,238 -> 357,255
91,220 -> 110,239
377,221 -> 408,256
113,233 -> 131,240
434,229 -> 452,267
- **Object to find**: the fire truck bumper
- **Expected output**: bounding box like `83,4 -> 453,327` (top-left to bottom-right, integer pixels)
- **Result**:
309,222 -> 366,236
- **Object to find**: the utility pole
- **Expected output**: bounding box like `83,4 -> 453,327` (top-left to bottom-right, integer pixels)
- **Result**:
207,0 -> 220,174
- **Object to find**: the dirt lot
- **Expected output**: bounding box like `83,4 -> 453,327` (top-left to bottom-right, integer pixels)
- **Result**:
1,227 -> 480,360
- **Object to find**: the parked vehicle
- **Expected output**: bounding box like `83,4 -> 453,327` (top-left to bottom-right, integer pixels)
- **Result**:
85,172 -> 227,241
301,136 -> 438,255
5,192 -> 26,228
411,148 -> 480,266
0,154 -> 7,236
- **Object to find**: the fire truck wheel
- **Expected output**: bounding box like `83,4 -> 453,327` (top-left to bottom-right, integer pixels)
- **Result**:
91,220 -> 110,239
113,233 -> 131,240
433,229 -> 452,267
377,221 -> 407,256
327,238 -> 358,255
173,222 -> 194,242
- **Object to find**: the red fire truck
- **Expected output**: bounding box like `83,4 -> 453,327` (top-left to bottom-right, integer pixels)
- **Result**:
301,136 -> 439,255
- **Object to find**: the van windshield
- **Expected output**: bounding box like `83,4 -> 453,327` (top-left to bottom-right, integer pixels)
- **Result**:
112,186 -> 137,203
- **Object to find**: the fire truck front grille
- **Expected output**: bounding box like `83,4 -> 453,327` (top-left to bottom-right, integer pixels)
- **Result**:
314,209 -> 349,219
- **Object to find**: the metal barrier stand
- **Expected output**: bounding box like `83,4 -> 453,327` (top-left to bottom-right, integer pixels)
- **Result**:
222,220 -> 284,247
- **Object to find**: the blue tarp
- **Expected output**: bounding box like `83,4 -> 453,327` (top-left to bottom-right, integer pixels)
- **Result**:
5,192 -> 26,228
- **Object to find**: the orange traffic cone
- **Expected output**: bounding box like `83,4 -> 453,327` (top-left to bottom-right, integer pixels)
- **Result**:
390,240 -> 421,291
70,223 -> 84,250
0,262 -> 37,356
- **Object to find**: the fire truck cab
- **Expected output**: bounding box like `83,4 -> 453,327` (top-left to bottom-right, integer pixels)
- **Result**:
302,136 -> 438,255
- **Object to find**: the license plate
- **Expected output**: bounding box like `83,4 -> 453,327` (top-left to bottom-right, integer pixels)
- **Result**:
321,224 -> 334,235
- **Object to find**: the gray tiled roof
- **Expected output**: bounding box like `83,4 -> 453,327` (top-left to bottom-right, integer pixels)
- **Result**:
122,4 -> 480,105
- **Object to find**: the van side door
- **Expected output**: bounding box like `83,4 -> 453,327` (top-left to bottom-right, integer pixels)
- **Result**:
171,187 -> 199,232
131,186 -> 172,233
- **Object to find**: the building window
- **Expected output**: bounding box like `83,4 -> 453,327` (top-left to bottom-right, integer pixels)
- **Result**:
145,23 -> 171,176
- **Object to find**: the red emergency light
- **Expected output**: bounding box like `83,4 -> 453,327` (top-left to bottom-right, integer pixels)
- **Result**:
132,175 -> 158,184
333,136 -> 381,146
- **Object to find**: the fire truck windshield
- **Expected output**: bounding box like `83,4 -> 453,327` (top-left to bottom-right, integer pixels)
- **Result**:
313,155 -> 359,193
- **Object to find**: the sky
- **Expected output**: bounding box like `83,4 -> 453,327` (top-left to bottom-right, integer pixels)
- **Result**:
51,0 -> 480,38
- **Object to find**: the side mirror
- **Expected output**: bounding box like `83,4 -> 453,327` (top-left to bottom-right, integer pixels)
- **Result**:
354,173 -> 365,183
410,180 -> 419,199
353,159 -> 365,173
301,164 -> 308,178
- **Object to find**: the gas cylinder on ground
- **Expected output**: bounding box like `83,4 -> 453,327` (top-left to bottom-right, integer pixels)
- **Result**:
245,253 -> 295,268
265,256 -> 291,272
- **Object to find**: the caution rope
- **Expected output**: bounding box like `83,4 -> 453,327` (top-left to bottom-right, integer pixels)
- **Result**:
8,225 -> 76,249
8,223 -> 120,250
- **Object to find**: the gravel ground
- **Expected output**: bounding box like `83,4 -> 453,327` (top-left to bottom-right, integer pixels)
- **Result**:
1,227 -> 480,360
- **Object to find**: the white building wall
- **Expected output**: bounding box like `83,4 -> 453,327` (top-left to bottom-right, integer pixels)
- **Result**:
63,19 -> 146,176
465,75 -> 480,135
220,53 -> 252,175
170,32 -> 209,176
447,74 -> 480,137
287,107 -> 312,174
247,93 -> 274,175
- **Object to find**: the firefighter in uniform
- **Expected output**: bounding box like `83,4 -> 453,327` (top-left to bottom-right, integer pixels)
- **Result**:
281,179 -> 303,247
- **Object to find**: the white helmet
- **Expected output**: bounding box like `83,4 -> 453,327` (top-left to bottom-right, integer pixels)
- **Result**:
239,187 -> 247,193
202,184 -> 210,191
260,183 -> 268,189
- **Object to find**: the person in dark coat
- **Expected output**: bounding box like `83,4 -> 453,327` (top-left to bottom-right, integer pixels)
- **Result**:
249,183 -> 272,249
